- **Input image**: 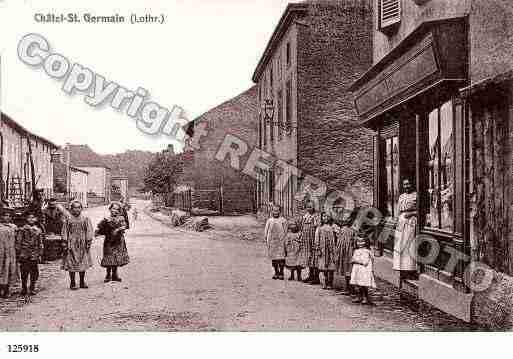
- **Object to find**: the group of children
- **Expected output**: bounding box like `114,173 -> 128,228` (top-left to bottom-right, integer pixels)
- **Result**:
265,204 -> 376,305
0,209 -> 45,298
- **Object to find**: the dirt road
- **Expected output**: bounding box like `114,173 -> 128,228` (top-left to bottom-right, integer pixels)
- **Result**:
0,200 -> 474,331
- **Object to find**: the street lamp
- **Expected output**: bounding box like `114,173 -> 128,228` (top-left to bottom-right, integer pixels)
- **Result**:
263,99 -> 275,124
262,98 -> 296,135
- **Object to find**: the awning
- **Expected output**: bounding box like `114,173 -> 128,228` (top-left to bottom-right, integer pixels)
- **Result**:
460,69 -> 513,98
350,17 -> 468,128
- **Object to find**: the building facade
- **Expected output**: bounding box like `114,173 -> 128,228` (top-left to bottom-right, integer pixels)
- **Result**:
67,144 -> 111,204
111,176 -> 129,203
183,86 -> 259,214
253,1 -> 374,218
53,161 -> 89,207
350,0 -> 513,326
1,113 -> 58,206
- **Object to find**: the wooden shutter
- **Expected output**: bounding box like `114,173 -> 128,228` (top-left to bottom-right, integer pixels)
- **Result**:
380,0 -> 401,29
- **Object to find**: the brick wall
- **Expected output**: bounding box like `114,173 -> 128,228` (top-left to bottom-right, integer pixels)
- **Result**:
184,86 -> 259,214
297,0 -> 374,207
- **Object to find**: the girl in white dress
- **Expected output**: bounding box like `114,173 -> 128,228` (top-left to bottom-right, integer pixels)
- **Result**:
350,235 -> 376,305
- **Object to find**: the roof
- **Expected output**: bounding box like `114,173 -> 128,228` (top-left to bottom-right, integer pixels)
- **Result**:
67,144 -> 110,169
185,86 -> 258,137
252,3 -> 308,83
1,112 -> 60,149
70,166 -> 89,174
460,69 -> 513,97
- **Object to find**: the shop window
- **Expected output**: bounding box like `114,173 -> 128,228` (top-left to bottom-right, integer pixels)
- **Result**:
426,101 -> 454,232
384,135 -> 400,218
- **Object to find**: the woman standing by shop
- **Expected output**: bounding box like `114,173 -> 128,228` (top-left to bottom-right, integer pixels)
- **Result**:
96,202 -> 130,283
61,200 -> 94,290
393,178 -> 418,276
298,201 -> 321,284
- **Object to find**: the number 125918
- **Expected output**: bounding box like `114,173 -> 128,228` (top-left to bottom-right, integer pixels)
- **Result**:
7,345 -> 39,353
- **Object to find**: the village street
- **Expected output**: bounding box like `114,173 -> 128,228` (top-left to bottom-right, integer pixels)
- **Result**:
0,200 -> 475,331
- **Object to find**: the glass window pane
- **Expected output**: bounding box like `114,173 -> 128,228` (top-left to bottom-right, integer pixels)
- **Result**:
385,138 -> 393,217
427,109 -> 440,228
440,101 -> 454,232
392,136 -> 400,218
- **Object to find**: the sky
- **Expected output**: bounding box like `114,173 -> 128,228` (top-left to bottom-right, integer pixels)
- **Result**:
0,0 -> 291,154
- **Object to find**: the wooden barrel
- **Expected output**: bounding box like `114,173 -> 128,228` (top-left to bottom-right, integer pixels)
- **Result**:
43,234 -> 63,261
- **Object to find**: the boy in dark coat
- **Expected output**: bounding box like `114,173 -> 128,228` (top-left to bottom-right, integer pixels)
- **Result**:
16,213 -> 44,295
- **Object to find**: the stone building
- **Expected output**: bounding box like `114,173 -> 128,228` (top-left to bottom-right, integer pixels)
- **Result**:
350,0 -> 513,326
183,86 -> 259,214
252,1 -> 374,218
66,144 -> 111,205
0,113 -> 59,206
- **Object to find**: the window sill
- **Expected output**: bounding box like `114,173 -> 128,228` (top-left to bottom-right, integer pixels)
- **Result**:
378,22 -> 400,35
419,228 -> 458,243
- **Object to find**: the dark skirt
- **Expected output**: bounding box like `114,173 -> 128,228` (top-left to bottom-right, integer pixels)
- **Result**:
101,235 -> 130,267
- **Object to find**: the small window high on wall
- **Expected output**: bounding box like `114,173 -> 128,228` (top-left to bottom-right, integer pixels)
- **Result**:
379,0 -> 401,31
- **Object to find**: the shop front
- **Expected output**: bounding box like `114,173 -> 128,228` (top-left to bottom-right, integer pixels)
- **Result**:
350,17 -> 473,316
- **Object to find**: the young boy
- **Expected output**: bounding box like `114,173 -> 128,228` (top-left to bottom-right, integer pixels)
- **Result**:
0,209 -> 18,298
284,221 -> 302,281
16,213 -> 44,296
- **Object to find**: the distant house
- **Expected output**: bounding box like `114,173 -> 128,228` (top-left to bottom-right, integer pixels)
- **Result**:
66,144 -> 111,205
111,176 -> 129,203
1,113 -> 59,206
183,86 -> 258,214
53,158 -> 89,207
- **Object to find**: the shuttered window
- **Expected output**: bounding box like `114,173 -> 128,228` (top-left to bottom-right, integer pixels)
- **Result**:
380,0 -> 401,29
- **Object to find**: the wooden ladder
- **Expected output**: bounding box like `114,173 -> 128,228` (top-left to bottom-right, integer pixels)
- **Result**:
8,176 -> 24,207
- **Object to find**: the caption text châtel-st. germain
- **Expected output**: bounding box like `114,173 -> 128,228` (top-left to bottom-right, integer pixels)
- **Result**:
33,13 -> 165,24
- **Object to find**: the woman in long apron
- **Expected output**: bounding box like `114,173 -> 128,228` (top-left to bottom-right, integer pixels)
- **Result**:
393,178 -> 418,275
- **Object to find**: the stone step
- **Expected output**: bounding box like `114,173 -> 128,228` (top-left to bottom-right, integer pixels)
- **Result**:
401,279 -> 419,299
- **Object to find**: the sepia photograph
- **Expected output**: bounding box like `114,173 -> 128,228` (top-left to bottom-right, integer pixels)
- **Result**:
0,0 -> 512,356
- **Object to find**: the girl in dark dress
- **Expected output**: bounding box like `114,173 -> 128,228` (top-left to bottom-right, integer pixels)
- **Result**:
95,202 -> 130,283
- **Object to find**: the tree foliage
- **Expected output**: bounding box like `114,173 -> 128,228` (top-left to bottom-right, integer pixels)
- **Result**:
101,150 -> 156,189
143,152 -> 184,194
